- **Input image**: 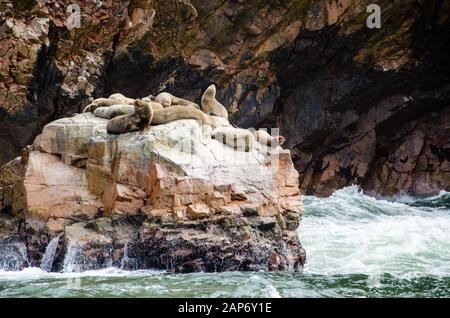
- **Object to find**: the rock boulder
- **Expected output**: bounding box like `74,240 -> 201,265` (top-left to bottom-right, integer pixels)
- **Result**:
0,114 -> 304,272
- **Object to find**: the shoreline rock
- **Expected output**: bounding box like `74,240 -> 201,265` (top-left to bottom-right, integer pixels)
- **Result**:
0,114 -> 304,272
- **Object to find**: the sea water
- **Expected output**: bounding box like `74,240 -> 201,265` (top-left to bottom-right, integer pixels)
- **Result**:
0,186 -> 449,298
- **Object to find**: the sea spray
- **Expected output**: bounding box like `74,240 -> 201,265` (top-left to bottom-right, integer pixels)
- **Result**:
62,241 -> 114,272
120,243 -> 129,270
40,235 -> 61,272
62,241 -> 83,273
120,243 -> 139,270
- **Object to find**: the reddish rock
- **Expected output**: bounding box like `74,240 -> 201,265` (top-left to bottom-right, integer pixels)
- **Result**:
0,111 -> 304,272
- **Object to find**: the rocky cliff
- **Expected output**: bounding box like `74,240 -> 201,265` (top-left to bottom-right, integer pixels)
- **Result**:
0,0 -> 449,197
0,113 -> 304,272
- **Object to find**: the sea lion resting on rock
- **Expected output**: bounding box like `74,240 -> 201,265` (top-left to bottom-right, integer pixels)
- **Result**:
212,127 -> 255,152
108,93 -> 136,105
253,129 -> 286,147
93,104 -> 135,119
106,100 -> 153,134
149,101 -> 164,111
83,93 -> 136,113
92,99 -> 164,119
83,98 -> 122,113
211,115 -> 231,128
201,84 -> 228,119
152,106 -> 217,127
132,99 -> 165,112
155,92 -> 200,109
104,98 -> 229,134
83,97 -> 135,113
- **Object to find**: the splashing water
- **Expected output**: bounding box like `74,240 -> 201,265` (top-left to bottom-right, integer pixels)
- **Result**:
40,235 -> 61,272
120,244 -> 129,270
0,186 -> 449,297
62,242 -> 83,273
62,242 -> 113,273
301,186 -> 450,278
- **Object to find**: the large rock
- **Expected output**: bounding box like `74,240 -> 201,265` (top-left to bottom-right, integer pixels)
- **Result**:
0,114 -> 304,272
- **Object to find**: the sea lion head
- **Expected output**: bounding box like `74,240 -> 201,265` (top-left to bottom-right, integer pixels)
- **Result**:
93,107 -> 109,118
206,84 -> 216,96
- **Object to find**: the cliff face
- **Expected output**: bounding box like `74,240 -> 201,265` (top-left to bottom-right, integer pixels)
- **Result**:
0,0 -> 449,196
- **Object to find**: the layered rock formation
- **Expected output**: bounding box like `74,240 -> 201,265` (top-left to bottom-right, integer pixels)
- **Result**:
0,113 -> 304,272
0,0 -> 449,197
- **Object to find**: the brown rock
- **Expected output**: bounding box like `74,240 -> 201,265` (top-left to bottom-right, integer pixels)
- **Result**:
24,151 -> 100,219
187,204 -> 211,220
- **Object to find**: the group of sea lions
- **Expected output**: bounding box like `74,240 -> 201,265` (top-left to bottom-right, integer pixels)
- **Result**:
83,84 -> 285,152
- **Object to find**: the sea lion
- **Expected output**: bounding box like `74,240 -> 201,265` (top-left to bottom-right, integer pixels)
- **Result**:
108,93 -> 136,105
106,99 -> 153,134
106,113 -> 141,135
134,99 -> 154,127
150,101 -> 164,111
155,92 -> 200,109
93,104 -> 135,119
201,84 -> 228,119
154,92 -> 172,107
131,98 -> 164,111
211,115 -> 231,128
152,106 -> 216,127
253,129 -> 285,147
212,127 -> 255,152
83,98 -> 125,113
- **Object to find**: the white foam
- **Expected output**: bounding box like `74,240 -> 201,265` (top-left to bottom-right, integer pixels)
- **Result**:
301,186 -> 450,277
40,235 -> 60,272
0,266 -> 164,280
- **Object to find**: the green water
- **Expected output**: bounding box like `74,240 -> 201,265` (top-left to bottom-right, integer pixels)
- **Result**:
0,271 -> 448,298
1,186 -> 449,298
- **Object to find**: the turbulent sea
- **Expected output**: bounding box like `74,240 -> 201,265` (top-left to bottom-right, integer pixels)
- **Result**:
0,186 -> 449,298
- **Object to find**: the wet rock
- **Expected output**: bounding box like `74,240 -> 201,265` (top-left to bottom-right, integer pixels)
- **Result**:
62,222 -> 114,272
0,241 -> 29,271
0,213 -> 28,271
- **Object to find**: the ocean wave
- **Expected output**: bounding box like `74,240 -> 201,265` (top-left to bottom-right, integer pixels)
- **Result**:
301,186 -> 450,277
395,190 -> 450,209
302,185 -> 449,220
